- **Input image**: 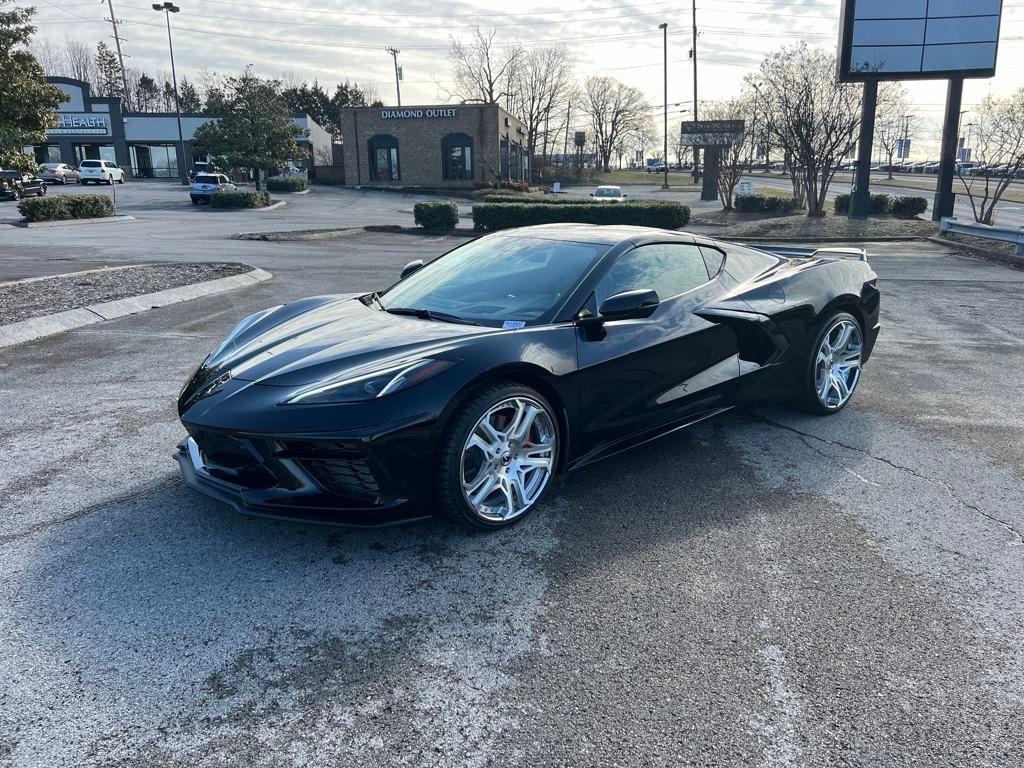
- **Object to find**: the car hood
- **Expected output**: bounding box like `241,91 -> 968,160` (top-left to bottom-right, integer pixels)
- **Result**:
195,296 -> 495,390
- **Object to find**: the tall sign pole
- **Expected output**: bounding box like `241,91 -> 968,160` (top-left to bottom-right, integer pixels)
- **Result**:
849,80 -> 877,219
932,78 -> 964,221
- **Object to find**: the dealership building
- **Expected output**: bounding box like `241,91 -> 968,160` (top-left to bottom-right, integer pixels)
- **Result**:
338,104 -> 529,188
30,77 -> 332,178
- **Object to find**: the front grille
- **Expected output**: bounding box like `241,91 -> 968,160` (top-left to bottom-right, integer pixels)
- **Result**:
299,457 -> 381,501
187,425 -> 278,490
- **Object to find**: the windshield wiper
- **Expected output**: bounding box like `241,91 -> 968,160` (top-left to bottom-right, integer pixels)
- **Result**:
384,307 -> 482,326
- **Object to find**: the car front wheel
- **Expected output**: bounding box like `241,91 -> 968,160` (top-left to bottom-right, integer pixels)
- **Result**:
437,383 -> 559,530
106,176 -> 113,185
796,311 -> 864,415
37,186 -> 45,197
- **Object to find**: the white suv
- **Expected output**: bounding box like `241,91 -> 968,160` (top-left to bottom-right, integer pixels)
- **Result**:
79,159 -> 125,185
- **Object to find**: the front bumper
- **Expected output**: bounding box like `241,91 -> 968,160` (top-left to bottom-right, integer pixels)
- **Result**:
174,433 -> 433,527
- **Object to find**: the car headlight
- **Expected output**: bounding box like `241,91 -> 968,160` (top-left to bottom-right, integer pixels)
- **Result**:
282,358 -> 458,405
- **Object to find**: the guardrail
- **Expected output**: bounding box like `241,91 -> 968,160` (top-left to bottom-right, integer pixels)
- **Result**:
940,217 -> 1024,255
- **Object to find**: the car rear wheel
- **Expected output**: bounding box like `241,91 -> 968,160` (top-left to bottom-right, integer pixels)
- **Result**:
11,189 -> 20,201
37,186 -> 45,197
795,311 -> 864,415
59,177 -> 67,185
437,383 -> 559,530
117,176 -> 124,184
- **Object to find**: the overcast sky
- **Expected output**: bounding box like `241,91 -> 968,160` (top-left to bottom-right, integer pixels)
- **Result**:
29,0 -> 1024,154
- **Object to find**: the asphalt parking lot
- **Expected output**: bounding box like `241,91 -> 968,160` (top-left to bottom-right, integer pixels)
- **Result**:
1,186 -> 1023,767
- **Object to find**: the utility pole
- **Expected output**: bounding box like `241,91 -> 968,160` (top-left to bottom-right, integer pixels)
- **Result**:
386,47 -> 402,107
659,23 -> 670,190
152,3 -> 186,185
563,100 -> 571,181
690,0 -> 699,183
104,0 -> 132,111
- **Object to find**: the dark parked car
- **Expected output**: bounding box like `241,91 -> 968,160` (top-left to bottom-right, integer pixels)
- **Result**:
176,225 -> 881,530
1,170 -> 46,201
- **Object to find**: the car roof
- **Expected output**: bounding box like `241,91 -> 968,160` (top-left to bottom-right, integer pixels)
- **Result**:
595,185 -> 621,191
492,224 -> 699,247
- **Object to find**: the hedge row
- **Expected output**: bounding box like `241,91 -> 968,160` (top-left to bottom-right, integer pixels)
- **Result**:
210,190 -> 271,208
414,201 -> 459,230
833,193 -> 928,218
472,201 -> 690,232
483,194 -> 597,205
17,195 -> 115,222
266,176 -> 308,192
734,194 -> 803,213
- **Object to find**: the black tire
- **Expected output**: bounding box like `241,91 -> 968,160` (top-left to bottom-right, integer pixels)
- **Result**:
794,310 -> 863,415
436,382 -> 559,531
117,176 -> 125,184
11,189 -> 20,201
38,186 -> 45,197
106,177 -> 113,185
190,197 -> 200,205
60,177 -> 67,185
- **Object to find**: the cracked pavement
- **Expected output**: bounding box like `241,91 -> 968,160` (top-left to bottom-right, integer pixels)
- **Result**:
1,188 -> 1022,767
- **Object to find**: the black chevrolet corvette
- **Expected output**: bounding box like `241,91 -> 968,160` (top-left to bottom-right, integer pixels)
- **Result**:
176,224 -> 880,529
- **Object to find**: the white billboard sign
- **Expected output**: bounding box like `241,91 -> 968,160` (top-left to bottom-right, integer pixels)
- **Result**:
838,0 -> 1003,81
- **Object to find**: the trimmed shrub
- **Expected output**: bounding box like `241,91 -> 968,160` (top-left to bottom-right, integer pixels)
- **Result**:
414,201 -> 459,230
63,195 -> 115,219
496,180 -> 530,193
17,194 -> 114,222
210,190 -> 271,208
833,193 -> 851,215
891,196 -> 928,218
734,194 -> 802,213
472,201 -> 690,232
266,175 -> 308,192
868,193 -> 891,215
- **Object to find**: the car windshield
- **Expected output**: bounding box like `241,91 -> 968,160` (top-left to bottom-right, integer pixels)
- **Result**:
194,175 -> 221,184
595,188 -> 621,197
1,171 -> 20,179
379,235 -> 609,327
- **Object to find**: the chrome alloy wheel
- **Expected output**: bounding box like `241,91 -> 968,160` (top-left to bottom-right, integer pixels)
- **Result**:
460,396 -> 556,522
815,319 -> 863,409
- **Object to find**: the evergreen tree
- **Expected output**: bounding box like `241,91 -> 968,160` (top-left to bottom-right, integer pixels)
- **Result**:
134,73 -> 159,112
0,0 -> 66,171
192,66 -> 304,190
178,77 -> 201,112
94,41 -> 123,100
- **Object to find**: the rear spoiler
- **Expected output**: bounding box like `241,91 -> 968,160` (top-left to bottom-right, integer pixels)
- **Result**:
746,245 -> 868,263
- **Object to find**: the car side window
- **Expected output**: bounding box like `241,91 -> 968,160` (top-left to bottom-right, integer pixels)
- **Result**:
596,243 -> 710,305
699,246 -> 725,277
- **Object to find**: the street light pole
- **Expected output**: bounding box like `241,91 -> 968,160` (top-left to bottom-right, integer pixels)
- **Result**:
152,2 -> 187,185
659,23 -> 669,190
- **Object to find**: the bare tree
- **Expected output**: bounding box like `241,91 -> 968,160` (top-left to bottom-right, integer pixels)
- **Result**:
511,44 -> 575,181
29,37 -> 63,76
62,37 -> 96,84
670,123 -> 690,169
581,76 -> 648,173
747,43 -> 861,217
443,27 -> 523,106
875,82 -> 917,179
632,119 -> 658,168
956,88 -> 1024,225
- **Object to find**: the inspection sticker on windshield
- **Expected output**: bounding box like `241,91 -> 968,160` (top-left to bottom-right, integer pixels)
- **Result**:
502,321 -> 526,330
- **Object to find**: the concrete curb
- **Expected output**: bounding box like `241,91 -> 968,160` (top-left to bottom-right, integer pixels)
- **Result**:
0,267 -> 273,349
926,235 -> 1024,269
23,215 -> 136,229
259,201 -> 287,211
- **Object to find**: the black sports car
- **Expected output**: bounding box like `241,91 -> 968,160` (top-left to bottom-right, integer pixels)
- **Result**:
176,225 -> 880,529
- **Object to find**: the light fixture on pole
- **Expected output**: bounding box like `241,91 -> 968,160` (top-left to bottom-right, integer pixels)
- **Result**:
152,2 -> 188,185
659,23 -> 669,190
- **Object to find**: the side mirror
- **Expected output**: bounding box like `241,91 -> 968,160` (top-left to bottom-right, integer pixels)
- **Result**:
622,194 -> 628,198
598,289 -> 660,321
400,259 -> 424,280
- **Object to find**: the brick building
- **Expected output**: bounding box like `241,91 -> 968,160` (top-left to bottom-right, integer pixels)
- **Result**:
338,104 -> 528,188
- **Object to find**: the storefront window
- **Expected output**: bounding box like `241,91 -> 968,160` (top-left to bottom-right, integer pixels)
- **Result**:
367,135 -> 399,181
73,145 -> 117,165
442,133 -> 474,180
130,144 -> 179,178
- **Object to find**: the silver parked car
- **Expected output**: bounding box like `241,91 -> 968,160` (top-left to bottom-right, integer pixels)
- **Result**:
38,163 -> 79,185
189,173 -> 236,204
